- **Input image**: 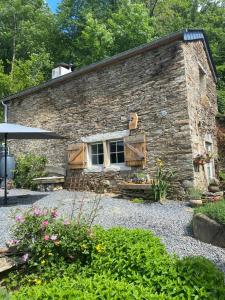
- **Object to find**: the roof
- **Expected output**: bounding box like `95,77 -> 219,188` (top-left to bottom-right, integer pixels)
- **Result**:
2,29 -> 217,103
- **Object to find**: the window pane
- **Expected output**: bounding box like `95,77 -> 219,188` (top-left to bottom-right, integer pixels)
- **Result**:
99,154 -> 104,164
91,144 -> 98,154
110,153 -> 117,164
98,143 -> 103,154
110,142 -> 116,153
92,155 -> 98,165
117,152 -> 124,163
117,141 -> 124,152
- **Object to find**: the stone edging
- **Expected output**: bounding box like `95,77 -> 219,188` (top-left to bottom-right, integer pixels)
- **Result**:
192,213 -> 225,248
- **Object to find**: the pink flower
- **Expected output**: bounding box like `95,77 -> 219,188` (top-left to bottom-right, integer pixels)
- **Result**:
33,208 -> 42,217
15,215 -> 24,223
63,219 -> 70,225
40,220 -> 49,230
51,209 -> 58,218
6,239 -> 19,247
50,235 -> 58,241
44,235 -> 50,241
22,253 -> 29,262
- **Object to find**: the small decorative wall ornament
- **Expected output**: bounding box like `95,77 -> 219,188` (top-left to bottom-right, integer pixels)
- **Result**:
129,112 -> 138,130
159,110 -> 168,118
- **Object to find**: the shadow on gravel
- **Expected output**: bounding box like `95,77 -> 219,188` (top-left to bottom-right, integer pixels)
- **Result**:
0,194 -> 48,207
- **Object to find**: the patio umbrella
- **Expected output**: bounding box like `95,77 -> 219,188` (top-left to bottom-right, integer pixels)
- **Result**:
0,122 -> 64,205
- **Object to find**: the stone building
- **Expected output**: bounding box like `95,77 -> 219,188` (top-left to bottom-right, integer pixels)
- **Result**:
3,29 -> 218,198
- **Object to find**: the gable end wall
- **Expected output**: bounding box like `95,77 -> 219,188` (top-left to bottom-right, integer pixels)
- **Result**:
183,40 -> 218,190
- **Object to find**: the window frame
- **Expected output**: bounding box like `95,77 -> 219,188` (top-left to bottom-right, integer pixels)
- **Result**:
86,139 -> 128,172
108,139 -> 125,165
204,141 -> 214,182
89,142 -> 104,166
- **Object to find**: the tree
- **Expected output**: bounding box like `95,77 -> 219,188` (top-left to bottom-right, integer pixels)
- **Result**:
74,13 -> 113,66
108,2 -> 154,54
10,50 -> 53,93
74,2 -> 153,66
0,0 -> 55,74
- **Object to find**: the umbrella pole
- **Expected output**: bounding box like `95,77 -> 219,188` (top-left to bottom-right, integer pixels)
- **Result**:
3,133 -> 7,205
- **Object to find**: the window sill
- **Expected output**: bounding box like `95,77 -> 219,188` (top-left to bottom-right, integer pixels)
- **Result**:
84,164 -> 131,173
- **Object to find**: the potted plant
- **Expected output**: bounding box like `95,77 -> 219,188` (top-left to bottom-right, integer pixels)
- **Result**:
208,178 -> 220,193
188,187 -> 203,207
128,173 -> 150,184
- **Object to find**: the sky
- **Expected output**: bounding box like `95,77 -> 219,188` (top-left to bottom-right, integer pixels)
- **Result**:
46,0 -> 61,12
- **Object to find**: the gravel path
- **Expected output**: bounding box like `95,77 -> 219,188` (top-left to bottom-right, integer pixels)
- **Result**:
1,189 -> 225,273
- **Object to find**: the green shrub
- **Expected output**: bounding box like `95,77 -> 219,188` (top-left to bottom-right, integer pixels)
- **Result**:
86,227 -> 225,298
14,154 -> 47,189
176,256 -> 225,299
130,197 -> 144,203
5,215 -> 225,299
5,207 -> 95,289
194,200 -> 225,225
12,274 -> 165,300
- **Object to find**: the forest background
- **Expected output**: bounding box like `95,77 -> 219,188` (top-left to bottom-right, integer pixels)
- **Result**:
0,0 -> 224,118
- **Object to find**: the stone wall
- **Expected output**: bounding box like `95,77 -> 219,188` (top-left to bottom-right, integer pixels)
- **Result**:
7,39 -> 216,198
183,41 -> 218,190
216,116 -> 225,172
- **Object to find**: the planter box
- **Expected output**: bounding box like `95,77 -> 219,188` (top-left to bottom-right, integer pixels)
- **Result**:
193,213 -> 225,248
119,183 -> 152,190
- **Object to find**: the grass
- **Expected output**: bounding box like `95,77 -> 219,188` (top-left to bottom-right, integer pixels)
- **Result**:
130,197 -> 144,203
194,199 -> 225,226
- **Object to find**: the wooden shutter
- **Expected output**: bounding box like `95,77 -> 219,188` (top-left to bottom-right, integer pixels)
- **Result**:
124,134 -> 146,167
67,143 -> 87,169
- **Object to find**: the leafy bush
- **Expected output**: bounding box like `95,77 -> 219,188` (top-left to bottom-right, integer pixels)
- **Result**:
11,227 -> 225,299
86,227 -> 225,299
14,154 -> 47,189
194,200 -> 225,226
12,274 -> 165,300
5,207 -> 95,289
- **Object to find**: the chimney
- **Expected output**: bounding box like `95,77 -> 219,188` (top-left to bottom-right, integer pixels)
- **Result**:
52,63 -> 73,79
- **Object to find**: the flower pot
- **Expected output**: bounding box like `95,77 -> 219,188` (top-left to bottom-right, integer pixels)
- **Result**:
208,185 -> 220,193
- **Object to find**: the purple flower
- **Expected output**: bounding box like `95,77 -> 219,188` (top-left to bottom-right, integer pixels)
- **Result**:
33,208 -> 42,217
50,235 -> 58,241
15,215 -> 24,223
22,253 -> 29,262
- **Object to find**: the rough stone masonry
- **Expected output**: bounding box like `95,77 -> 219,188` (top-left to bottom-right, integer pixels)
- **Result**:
4,30 -> 218,199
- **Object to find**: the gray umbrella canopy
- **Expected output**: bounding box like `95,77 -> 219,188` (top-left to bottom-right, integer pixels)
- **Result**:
0,122 -> 64,205
0,123 -> 62,139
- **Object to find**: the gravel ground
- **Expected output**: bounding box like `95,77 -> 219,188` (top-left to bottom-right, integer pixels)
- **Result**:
1,188 -> 225,273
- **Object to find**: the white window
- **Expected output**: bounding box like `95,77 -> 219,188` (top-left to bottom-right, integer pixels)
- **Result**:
109,140 -> 125,164
90,143 -> 104,165
205,141 -> 214,182
82,130 -> 131,172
